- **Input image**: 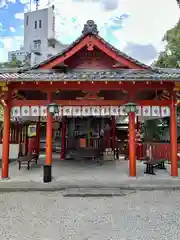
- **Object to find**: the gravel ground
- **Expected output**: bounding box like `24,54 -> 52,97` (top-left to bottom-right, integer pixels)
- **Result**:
0,190 -> 180,240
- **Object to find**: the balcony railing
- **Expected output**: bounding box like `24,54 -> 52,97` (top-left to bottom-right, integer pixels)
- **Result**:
30,44 -> 41,55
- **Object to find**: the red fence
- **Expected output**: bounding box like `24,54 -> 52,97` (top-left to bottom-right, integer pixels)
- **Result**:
136,143 -> 180,160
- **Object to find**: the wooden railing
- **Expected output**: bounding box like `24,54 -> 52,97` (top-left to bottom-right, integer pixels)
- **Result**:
136,142 -> 180,160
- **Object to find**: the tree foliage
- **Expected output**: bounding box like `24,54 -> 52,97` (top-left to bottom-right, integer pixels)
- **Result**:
141,118 -> 169,142
0,54 -> 22,68
154,20 -> 180,68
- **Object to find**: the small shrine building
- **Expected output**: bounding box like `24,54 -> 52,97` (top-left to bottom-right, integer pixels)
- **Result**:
1,20 -> 180,179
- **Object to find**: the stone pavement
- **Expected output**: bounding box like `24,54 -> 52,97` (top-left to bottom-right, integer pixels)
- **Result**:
0,153 -> 180,192
0,190 -> 180,240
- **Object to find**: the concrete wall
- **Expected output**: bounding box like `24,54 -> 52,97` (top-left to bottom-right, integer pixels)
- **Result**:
24,6 -> 67,66
24,7 -> 55,53
0,144 -> 19,159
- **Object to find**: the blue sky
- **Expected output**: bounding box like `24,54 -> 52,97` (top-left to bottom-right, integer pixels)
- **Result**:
0,0 -> 179,64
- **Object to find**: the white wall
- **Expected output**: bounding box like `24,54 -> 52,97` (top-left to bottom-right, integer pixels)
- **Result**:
0,144 -> 19,159
23,6 -> 68,66
24,6 -> 55,54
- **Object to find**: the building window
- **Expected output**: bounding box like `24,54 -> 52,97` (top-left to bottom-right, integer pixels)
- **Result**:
34,21 -> 37,29
33,40 -> 41,50
39,20 -> 42,28
26,16 -> 29,26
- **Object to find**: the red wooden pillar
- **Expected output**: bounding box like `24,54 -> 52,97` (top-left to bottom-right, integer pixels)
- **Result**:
136,116 -> 140,132
104,124 -> 110,149
112,117 -> 116,150
46,93 -> 53,165
1,102 -> 11,178
129,112 -> 136,177
61,117 -> 66,160
170,94 -> 178,176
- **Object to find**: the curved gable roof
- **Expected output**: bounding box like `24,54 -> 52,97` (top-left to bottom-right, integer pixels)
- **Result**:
31,20 -> 153,71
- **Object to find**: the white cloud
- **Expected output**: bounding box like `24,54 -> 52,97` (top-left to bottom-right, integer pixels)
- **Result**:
8,0 -> 16,3
14,12 -> 24,20
35,0 -> 180,53
0,0 -> 7,8
0,47 -> 8,62
0,0 -> 16,8
113,0 -> 180,51
19,0 -> 30,4
1,0 -> 180,63
10,26 -> 16,32
0,36 -> 23,62
0,22 -> 4,32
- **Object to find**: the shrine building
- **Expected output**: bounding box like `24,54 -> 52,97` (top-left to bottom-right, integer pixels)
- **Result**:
1,20 -> 180,181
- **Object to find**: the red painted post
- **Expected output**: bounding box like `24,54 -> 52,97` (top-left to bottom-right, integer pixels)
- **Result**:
129,112 -> 136,177
170,94 -> 178,176
106,131 -> 111,148
136,116 -> 140,132
1,103 -> 11,178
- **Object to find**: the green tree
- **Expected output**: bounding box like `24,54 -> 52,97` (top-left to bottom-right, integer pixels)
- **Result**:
0,54 -> 22,69
7,54 -> 22,68
154,20 -> 180,68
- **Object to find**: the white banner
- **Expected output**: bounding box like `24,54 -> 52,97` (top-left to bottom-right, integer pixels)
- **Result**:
21,106 -> 30,117
101,106 -> 110,116
57,106 -> 62,116
72,106 -> 81,116
91,106 -> 101,116
11,107 -> 21,117
31,106 -> 39,116
63,106 -> 72,116
142,106 -> 151,117
161,106 -> 170,117
119,106 -> 127,116
10,105 -> 171,118
110,106 -> 119,116
40,106 -> 47,116
152,106 -> 160,117
136,106 -> 141,116
82,106 -> 91,116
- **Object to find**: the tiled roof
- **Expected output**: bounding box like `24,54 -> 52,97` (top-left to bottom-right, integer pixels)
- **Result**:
30,20 -> 152,71
0,69 -> 180,81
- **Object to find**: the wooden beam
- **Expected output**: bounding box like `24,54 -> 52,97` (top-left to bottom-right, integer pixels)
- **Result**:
11,99 -> 171,107
91,36 -> 144,69
40,36 -> 91,69
9,81 -> 173,91
39,34 -> 147,70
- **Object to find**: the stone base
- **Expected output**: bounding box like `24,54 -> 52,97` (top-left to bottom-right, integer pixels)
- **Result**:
43,165 -> 52,183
